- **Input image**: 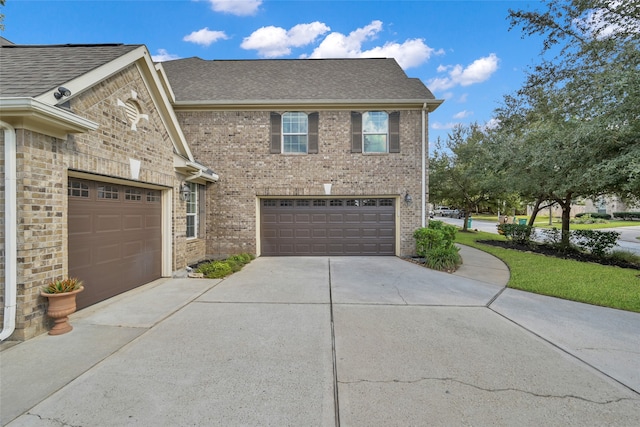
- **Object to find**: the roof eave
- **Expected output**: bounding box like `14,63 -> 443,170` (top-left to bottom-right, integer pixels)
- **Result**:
0,97 -> 99,139
172,98 -> 444,112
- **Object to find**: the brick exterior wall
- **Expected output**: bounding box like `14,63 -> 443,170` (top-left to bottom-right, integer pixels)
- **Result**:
0,64 -> 191,340
177,109 -> 429,258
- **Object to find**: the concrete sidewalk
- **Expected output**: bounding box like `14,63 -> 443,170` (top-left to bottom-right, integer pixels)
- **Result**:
2,250 -> 639,426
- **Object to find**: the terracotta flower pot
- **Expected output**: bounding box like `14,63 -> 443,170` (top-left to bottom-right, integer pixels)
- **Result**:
41,286 -> 84,335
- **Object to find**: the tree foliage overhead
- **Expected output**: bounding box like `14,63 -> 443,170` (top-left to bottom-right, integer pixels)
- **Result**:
490,0 -> 640,245
508,0 -> 639,197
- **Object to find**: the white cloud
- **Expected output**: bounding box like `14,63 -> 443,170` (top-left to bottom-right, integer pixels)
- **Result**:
241,22 -> 331,57
183,28 -> 229,47
207,0 -> 261,16
484,118 -> 501,131
453,110 -> 473,119
431,122 -> 459,130
152,49 -> 181,62
574,1 -> 640,40
428,53 -> 499,92
307,20 -> 439,69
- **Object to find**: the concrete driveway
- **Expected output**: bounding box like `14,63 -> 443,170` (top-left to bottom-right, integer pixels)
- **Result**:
2,251 -> 639,426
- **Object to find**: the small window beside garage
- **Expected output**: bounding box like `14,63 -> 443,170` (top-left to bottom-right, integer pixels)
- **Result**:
186,182 -> 199,238
68,180 -> 89,198
97,185 -> 119,200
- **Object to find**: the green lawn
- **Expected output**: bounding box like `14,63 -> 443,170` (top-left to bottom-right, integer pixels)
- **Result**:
469,214 -> 638,229
455,230 -> 640,313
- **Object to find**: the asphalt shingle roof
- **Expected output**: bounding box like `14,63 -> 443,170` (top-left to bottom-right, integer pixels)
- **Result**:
0,44 -> 141,97
161,58 -> 435,103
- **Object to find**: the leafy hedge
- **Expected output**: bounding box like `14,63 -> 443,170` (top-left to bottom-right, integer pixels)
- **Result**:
575,212 -> 611,220
499,224 -> 620,256
413,220 -> 462,272
196,253 -> 255,279
613,212 -> 640,220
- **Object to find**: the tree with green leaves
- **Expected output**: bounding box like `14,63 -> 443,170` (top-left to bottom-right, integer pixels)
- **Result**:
494,0 -> 640,246
430,124 -> 508,231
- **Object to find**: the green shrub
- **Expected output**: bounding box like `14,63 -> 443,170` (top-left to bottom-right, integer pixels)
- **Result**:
425,246 -> 462,272
571,214 -> 609,224
196,261 -> 233,278
497,223 -> 534,245
570,229 -> 620,257
575,212 -> 611,220
613,212 -> 640,220
607,250 -> 640,266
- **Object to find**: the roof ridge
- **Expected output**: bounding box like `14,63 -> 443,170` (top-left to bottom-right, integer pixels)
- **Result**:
1,43 -> 135,48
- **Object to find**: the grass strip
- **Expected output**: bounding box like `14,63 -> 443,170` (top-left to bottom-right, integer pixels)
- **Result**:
455,230 -> 640,313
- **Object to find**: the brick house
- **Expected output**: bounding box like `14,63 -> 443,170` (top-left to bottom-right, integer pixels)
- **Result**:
160,58 -> 442,257
0,42 -> 218,340
1,41 -> 441,341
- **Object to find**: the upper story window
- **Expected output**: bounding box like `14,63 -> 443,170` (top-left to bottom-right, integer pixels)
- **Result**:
270,112 -> 319,154
351,111 -> 400,154
282,112 -> 308,153
362,111 -> 389,153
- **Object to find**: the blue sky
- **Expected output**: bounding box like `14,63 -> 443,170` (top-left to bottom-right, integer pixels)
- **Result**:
1,0 -> 546,146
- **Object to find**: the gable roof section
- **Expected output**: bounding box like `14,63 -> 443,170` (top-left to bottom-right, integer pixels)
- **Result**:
0,44 -> 140,98
160,58 -> 442,111
1,43 -> 217,181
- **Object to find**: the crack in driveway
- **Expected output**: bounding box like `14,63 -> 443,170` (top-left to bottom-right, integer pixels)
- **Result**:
338,377 -> 640,405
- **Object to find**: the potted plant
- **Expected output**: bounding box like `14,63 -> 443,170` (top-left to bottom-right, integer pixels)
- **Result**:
41,277 -> 84,335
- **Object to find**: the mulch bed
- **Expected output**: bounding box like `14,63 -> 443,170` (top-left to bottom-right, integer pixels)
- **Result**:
477,240 -> 640,270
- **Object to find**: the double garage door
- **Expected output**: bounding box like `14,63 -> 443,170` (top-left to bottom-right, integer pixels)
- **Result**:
261,198 -> 396,256
68,179 -> 162,309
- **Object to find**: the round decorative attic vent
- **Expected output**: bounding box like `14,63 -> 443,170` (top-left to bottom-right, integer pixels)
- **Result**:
124,99 -> 142,126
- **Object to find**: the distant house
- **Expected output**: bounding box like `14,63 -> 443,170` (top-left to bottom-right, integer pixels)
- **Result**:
0,40 -> 442,341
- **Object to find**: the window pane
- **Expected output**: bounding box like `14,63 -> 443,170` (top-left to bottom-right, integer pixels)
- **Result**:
364,134 -> 388,153
283,135 -> 308,153
363,111 -> 388,133
186,216 -> 196,238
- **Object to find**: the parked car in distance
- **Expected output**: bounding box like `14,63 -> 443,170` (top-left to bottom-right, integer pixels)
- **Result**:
434,206 -> 452,216
434,206 -> 462,217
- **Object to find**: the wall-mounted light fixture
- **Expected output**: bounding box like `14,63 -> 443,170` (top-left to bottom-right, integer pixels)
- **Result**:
53,86 -> 72,100
179,182 -> 191,201
404,192 -> 413,205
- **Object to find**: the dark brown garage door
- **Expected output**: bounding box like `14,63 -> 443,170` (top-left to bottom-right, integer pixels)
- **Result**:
261,198 -> 396,256
68,178 -> 162,309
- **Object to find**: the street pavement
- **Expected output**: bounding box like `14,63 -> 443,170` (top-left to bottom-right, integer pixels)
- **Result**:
1,250 -> 639,426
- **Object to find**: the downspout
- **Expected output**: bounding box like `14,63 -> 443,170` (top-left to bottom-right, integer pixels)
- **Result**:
1,121 -> 17,341
421,103 -> 427,228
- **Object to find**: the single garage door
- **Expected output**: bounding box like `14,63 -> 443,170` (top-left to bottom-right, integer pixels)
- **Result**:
261,198 -> 396,256
68,178 -> 162,309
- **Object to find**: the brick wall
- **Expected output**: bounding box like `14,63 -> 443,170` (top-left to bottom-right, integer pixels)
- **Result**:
1,64 -> 183,340
177,109 -> 429,258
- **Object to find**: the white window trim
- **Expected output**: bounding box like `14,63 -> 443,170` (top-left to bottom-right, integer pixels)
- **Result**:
186,182 -> 198,239
362,111 -> 389,154
282,111 -> 309,154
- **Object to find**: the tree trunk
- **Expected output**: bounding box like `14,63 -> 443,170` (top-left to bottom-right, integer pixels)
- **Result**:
528,195 -> 544,226
556,193 -> 573,248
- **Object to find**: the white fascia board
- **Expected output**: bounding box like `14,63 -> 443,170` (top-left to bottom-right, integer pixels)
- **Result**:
173,98 -> 445,112
0,97 -> 99,138
174,154 -> 219,183
154,63 -> 176,104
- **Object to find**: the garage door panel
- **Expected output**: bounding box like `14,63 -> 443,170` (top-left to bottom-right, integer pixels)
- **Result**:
69,179 -> 161,310
261,198 -> 395,256
68,214 -> 92,234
